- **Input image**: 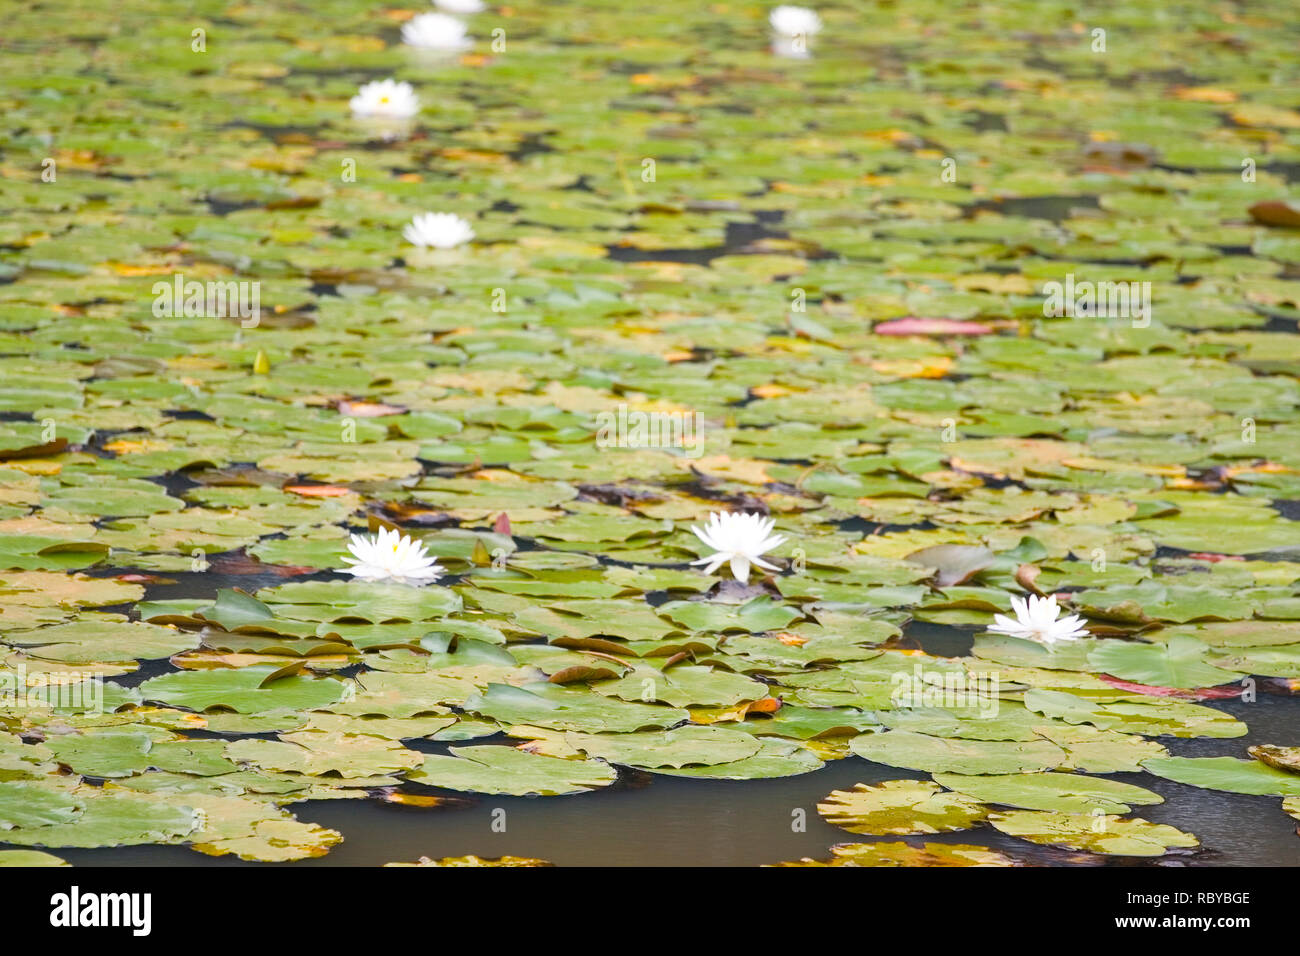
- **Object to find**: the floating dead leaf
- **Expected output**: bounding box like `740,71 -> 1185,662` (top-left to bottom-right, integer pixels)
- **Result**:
385,855 -> 552,867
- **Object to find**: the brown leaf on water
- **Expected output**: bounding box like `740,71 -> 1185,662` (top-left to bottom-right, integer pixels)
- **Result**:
1248,200 -> 1300,228
378,502 -> 457,526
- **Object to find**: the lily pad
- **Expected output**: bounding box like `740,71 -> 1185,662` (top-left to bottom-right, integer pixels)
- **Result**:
1087,636 -> 1245,689
1249,745 -> 1300,775
988,810 -> 1198,856
138,666 -> 346,714
409,745 -> 617,796
561,725 -> 763,768
654,738 -> 824,780
818,780 -> 988,835
462,682 -> 689,733
1142,756 -> 1300,796
850,730 -> 1066,774
774,841 -> 1023,867
933,771 -> 1164,814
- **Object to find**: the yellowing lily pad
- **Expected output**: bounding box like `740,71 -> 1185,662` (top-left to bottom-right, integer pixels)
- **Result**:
989,810 -> 1198,857
818,780 -> 987,835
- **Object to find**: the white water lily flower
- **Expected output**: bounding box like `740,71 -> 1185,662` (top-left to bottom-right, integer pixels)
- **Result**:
690,511 -> 786,584
769,5 -> 822,38
434,0 -> 486,13
403,212 -> 475,249
340,527 -> 443,585
988,594 -> 1089,645
349,79 -> 420,119
402,12 -> 473,50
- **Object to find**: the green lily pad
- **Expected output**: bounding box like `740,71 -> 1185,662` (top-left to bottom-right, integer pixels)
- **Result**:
0,788 -> 198,849
225,731 -> 422,778
561,725 -> 763,768
462,682 -> 689,733
1249,745 -> 1300,775
774,841 -> 1023,867
656,596 -> 803,634
0,781 -> 83,829
256,581 -> 462,622
654,738 -> 824,780
1086,635 -> 1245,689
593,663 -> 768,708
934,771 -> 1164,813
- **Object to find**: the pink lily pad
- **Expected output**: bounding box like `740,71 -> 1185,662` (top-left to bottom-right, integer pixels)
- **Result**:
873,317 -> 993,336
